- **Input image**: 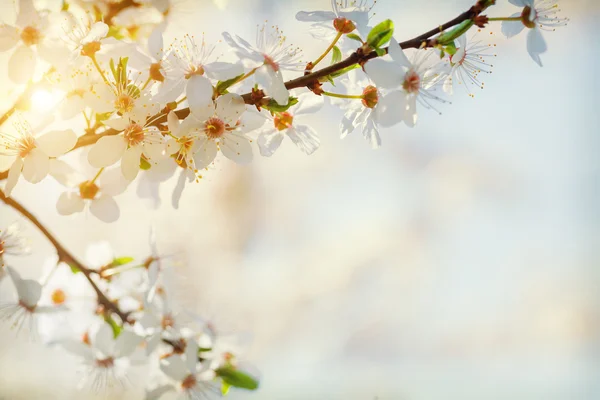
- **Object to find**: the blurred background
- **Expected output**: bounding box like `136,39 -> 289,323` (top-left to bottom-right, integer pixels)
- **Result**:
1,0 -> 599,399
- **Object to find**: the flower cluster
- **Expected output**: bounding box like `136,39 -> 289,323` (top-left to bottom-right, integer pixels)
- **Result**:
0,0 -> 568,398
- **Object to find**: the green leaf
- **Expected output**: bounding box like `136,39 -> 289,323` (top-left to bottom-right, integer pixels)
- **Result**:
104,315 -> 123,339
366,19 -> 394,49
262,97 -> 298,113
331,45 -> 342,65
346,33 -> 363,43
221,382 -> 231,396
327,63 -> 360,80
69,263 -> 81,274
436,20 -> 474,45
444,42 -> 457,56
113,256 -> 134,266
215,367 -> 259,391
216,73 -> 245,95
140,158 -> 151,171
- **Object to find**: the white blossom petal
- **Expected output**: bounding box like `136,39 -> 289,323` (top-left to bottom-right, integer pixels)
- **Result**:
387,37 -> 412,69
256,65 -> 289,106
187,75 -> 214,121
88,135 -> 127,168
527,27 -> 547,67
22,148 -> 49,183
193,137 -> 218,169
257,130 -> 284,157
215,93 -> 245,125
114,331 -> 143,358
501,13 -> 526,38
6,266 -> 41,308
374,90 -> 407,128
56,191 -> 85,215
121,146 -> 143,181
286,125 -> 320,155
364,58 -> 404,89
0,25 -> 19,51
89,195 -> 120,223
220,134 -> 253,164
4,157 -> 23,196
8,44 -> 36,84
204,62 -> 244,81
36,129 -> 77,157
94,324 -> 115,357
160,355 -> 189,381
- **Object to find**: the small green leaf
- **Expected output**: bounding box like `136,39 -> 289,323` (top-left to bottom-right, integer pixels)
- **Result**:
221,382 -> 231,396
346,33 -> 363,43
375,48 -> 387,56
366,19 -> 394,49
331,45 -> 342,65
140,158 -> 151,171
216,367 -> 259,391
69,263 -> 81,274
104,315 -> 123,339
262,97 -> 299,113
436,20 -> 473,45
113,256 -> 134,266
445,42 -> 457,56
216,73 -> 245,95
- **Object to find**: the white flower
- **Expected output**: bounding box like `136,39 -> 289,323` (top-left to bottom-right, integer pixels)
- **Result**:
50,160 -> 128,223
223,24 -> 302,105
256,93 -> 323,156
296,0 -> 376,39
0,0 -> 60,83
501,0 -> 568,67
87,116 -> 167,181
339,85 -> 384,149
62,323 -> 144,391
0,266 -> 63,336
54,62 -> 98,120
364,37 -> 445,128
0,223 -> 30,276
0,120 -> 77,196
160,342 -> 217,399
181,93 -> 254,168
161,34 -> 243,111
442,33 -> 495,97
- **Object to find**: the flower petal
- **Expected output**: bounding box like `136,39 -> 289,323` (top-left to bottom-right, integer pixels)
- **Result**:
114,331 -> 143,358
121,146 -> 143,181
87,135 -> 127,168
286,125 -> 320,155
8,44 -> 36,84
364,58 -> 404,89
527,27 -> 547,67
256,65 -> 289,105
89,195 -> 120,223
16,0 -> 40,28
374,90 -> 407,128
215,93 -> 245,125
192,137 -> 218,169
204,62 -> 244,81
257,131 -> 284,157
22,148 -> 49,183
501,14 -> 526,38
36,129 -> 77,157
94,323 -> 115,357
167,112 -> 181,137
0,25 -> 19,52
56,191 -> 85,215
148,27 -> 164,60
387,37 -> 412,69
187,75 -> 215,121
6,266 -> 41,308
4,157 -> 23,196
160,355 -> 189,381
220,133 -> 253,164
295,10 -> 336,22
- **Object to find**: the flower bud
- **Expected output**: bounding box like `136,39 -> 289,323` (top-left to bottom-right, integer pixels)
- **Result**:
333,17 -> 356,34
361,86 -> 379,109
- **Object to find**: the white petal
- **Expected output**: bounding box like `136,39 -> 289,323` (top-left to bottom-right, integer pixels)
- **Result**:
6,266 -> 41,308
257,130 -> 284,157
87,135 -> 127,168
527,28 -> 547,67
215,93 -> 245,125
192,137 -> 218,169
56,191 -> 85,215
94,324 -> 115,357
294,93 -> 325,116
87,22 -> 109,42
16,0 -> 40,27
84,85 -> 115,114
374,90 -> 406,128
89,195 -> 120,223
114,331 -> 143,358
36,129 -> 77,157
286,125 -> 320,155
362,117 -> 381,149
121,146 -> 143,181
37,41 -> 71,68
204,62 -> 244,81
295,10 -> 336,22
61,339 -> 94,361
220,134 -> 253,164
22,148 -> 49,183
103,118 -> 130,131
0,25 -> 19,51
187,76 -> 215,121
167,112 -> 180,137
4,158 -> 23,196
501,14 -> 526,38
8,44 -> 36,84
148,27 -> 164,60
59,95 -> 86,120
509,0 -> 529,6
403,96 -> 418,127
256,65 -> 289,105
387,37 -> 412,69
97,167 -> 129,196
364,58 -> 404,89
171,169 -> 187,210
0,155 -> 16,172
184,341 -> 198,372
160,355 -> 189,381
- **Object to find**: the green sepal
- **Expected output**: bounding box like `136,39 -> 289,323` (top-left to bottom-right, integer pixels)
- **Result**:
215,367 -> 259,391
366,19 -> 394,49
262,97 -> 298,113
346,33 -> 363,43
113,256 -> 135,266
216,73 -> 245,95
436,20 -> 473,45
221,382 -> 231,396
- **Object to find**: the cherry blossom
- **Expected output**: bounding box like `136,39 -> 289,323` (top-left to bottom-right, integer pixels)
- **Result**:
0,223 -> 30,280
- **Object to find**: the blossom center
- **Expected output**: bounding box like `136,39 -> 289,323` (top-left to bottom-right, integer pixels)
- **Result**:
51,289 -> 67,305
81,41 -> 101,57
17,135 -> 37,158
273,112 -> 293,131
79,181 -> 100,200
362,86 -> 379,109
204,117 -> 226,139
263,54 -> 279,72
181,374 -> 197,390
521,6 -> 537,29
185,64 -> 205,79
115,94 -> 135,114
96,357 -> 115,369
161,313 -> 175,330
124,123 -> 145,146
403,70 -> 421,94
20,26 -> 42,46
149,62 -> 165,82
18,299 -> 36,313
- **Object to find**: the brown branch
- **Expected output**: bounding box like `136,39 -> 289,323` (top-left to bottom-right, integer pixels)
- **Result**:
0,190 -> 131,323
